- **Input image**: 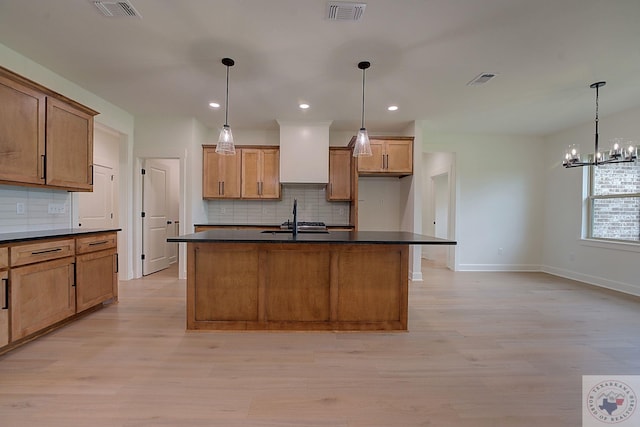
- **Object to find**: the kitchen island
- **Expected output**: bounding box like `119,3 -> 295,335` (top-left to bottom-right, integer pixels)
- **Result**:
169,230 -> 455,331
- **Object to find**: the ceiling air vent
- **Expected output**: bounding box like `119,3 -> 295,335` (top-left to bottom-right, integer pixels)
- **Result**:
326,2 -> 366,21
467,73 -> 498,86
93,1 -> 142,18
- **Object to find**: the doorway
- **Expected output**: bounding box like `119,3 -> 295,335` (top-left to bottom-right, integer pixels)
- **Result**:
141,158 -> 180,276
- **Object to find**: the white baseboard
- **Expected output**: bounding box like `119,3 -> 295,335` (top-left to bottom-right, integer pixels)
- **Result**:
456,263 -> 541,272
541,265 -> 640,297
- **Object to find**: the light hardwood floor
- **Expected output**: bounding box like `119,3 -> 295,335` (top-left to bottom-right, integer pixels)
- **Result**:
1,261 -> 639,426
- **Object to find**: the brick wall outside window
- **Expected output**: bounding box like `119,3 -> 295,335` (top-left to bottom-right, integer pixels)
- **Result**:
590,163 -> 640,242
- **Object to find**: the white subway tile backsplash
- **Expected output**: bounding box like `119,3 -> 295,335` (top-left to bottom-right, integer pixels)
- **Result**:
0,186 -> 73,233
206,184 -> 350,225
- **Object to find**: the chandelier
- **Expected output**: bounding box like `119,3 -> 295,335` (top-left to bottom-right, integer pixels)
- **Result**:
563,81 -> 637,168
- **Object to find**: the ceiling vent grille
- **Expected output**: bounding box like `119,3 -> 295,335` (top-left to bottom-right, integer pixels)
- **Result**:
94,1 -> 142,18
467,73 -> 497,86
326,2 -> 366,21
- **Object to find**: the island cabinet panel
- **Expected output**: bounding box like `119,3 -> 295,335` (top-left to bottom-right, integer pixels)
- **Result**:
0,73 -> 45,186
190,243 -> 259,326
186,242 -> 408,331
10,257 -> 76,341
264,246 -> 331,322
336,246 -> 406,323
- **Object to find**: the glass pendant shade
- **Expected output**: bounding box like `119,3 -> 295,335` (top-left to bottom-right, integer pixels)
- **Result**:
216,125 -> 235,155
353,61 -> 373,157
353,128 -> 372,157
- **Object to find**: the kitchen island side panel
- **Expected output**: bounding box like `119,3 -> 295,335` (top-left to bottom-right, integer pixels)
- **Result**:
186,242 -> 408,331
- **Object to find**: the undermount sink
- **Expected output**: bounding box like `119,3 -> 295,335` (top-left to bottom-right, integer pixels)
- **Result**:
261,230 -> 330,234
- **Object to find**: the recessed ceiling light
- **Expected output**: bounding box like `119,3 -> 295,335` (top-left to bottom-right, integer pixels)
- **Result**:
299,103 -> 310,109
387,105 -> 398,111
209,102 -> 220,108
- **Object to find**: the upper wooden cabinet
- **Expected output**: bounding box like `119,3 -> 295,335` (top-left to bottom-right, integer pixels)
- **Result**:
327,147 -> 352,201
202,146 -> 280,200
352,137 -> 413,177
45,98 -> 94,191
241,148 -> 280,199
202,145 -> 242,199
0,66 -> 98,191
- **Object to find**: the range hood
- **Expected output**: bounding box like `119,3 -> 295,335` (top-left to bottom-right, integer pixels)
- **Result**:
278,120 -> 331,184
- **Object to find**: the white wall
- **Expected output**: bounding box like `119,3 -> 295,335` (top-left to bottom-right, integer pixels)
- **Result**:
134,116 -> 208,279
422,129 -> 545,271
542,106 -> 640,296
0,42 -> 136,279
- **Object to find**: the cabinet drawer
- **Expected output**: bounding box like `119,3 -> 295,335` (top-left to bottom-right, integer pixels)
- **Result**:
10,239 -> 75,267
0,247 -> 7,269
76,232 -> 117,254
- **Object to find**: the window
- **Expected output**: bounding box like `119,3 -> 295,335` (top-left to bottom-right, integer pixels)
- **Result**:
588,162 -> 640,242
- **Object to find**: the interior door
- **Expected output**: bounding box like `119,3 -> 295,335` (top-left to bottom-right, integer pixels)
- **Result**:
78,164 -> 115,229
142,159 -> 170,276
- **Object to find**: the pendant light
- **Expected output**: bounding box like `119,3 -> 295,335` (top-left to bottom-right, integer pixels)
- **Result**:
216,57 -> 236,155
353,61 -> 372,157
563,81 -> 637,167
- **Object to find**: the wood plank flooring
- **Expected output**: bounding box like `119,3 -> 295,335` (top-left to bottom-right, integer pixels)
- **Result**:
1,261 -> 639,426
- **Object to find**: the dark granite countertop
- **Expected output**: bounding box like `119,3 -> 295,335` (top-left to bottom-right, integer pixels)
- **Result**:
194,223 -> 354,229
169,229 -> 456,245
0,228 -> 121,244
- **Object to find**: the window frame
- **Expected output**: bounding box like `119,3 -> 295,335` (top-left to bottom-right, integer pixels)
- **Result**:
587,163 -> 640,244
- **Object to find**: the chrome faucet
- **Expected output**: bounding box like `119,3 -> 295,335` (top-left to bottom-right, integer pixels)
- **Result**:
292,199 -> 298,238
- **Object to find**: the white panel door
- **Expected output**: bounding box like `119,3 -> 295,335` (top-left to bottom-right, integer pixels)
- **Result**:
142,159 -> 170,276
78,164 -> 115,229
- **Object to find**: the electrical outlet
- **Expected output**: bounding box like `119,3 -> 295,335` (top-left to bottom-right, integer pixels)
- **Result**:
220,207 -> 227,214
48,203 -> 66,214
16,202 -> 25,215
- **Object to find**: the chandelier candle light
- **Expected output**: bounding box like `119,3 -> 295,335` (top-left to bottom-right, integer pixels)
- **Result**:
353,60 -> 373,157
563,81 -> 637,167
216,57 -> 236,155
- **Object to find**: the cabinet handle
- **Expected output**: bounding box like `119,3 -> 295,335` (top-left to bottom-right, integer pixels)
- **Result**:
41,154 -> 46,179
218,181 -> 222,195
31,247 -> 62,255
89,240 -> 108,246
2,278 -> 8,310
222,181 -> 225,195
90,164 -> 94,186
115,253 -> 119,274
330,183 -> 333,196
72,262 -> 76,287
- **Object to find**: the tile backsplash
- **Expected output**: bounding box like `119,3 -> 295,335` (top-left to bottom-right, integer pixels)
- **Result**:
206,184 -> 350,225
0,186 -> 72,233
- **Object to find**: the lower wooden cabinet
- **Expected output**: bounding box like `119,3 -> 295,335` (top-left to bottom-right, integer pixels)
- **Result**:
76,248 -> 117,312
0,267 -> 8,348
10,256 -> 76,341
1,231 -> 119,354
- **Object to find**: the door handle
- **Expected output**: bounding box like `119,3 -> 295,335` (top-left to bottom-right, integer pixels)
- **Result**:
2,278 -> 8,310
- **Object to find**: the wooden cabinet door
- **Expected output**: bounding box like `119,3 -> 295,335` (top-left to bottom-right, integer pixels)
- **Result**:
242,148 -> 281,199
0,74 -> 45,186
327,148 -> 351,201
0,269 -> 8,347
76,248 -> 117,312
356,140 -> 385,173
241,148 -> 261,198
46,97 -> 93,191
384,139 -> 413,173
202,146 -> 241,198
260,148 -> 280,199
10,257 -> 76,341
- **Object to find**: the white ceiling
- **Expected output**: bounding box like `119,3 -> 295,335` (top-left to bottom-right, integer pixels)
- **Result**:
1,0 -> 640,136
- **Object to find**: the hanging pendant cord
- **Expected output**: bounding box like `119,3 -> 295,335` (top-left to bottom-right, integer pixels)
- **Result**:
224,64 -> 230,127
594,84 -> 599,164
361,68 -> 366,129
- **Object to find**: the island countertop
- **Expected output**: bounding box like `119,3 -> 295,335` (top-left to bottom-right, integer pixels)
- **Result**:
169,230 -> 456,245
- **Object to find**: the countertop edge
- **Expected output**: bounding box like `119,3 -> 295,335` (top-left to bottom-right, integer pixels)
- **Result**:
0,228 -> 121,244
